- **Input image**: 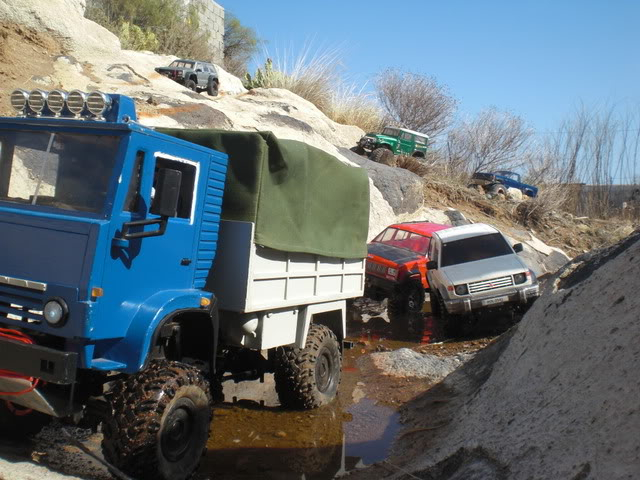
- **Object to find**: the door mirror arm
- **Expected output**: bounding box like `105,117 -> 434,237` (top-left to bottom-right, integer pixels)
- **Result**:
119,217 -> 168,240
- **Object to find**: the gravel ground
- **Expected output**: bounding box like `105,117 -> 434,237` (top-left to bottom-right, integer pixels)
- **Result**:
370,348 -> 474,381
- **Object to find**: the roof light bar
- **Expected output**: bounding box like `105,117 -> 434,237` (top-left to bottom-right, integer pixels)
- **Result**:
27,90 -> 48,114
47,90 -> 68,116
67,90 -> 87,116
10,89 -> 29,114
7,89 -> 123,121
86,91 -> 112,118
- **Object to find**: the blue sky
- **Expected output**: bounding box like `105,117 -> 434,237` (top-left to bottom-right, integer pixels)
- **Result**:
221,0 -> 639,136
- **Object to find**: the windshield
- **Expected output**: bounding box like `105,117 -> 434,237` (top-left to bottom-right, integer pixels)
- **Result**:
373,227 -> 431,255
169,60 -> 194,68
441,233 -> 513,267
381,127 -> 400,137
0,130 -> 121,215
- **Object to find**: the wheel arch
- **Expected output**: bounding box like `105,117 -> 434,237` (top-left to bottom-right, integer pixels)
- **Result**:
294,300 -> 346,349
108,290 -> 217,374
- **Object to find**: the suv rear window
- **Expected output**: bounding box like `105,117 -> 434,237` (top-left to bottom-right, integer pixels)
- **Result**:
441,233 -> 512,266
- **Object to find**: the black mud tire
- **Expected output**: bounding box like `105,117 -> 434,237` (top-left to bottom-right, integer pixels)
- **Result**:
101,360 -> 212,480
388,282 -> 425,317
274,324 -> 341,410
350,145 -> 366,155
0,401 -> 50,438
370,147 -> 396,166
435,293 -> 465,338
185,79 -> 197,91
489,184 -> 507,196
206,77 -> 219,96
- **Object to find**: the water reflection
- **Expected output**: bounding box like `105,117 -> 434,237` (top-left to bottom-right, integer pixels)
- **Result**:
199,388 -> 401,479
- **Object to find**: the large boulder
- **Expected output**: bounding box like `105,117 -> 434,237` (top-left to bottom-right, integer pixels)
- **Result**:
340,148 -> 424,215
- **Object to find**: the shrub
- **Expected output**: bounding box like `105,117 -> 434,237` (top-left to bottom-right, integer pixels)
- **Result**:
375,69 -> 457,138
85,0 -> 216,60
224,13 -> 260,77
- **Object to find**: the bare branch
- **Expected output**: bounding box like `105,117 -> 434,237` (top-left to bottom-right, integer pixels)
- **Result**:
375,70 -> 457,138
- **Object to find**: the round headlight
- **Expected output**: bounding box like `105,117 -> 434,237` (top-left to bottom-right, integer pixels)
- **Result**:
47,90 -> 68,115
43,298 -> 68,327
454,284 -> 468,296
28,90 -> 48,114
10,89 -> 29,113
86,91 -> 112,117
513,273 -> 527,284
67,90 -> 87,115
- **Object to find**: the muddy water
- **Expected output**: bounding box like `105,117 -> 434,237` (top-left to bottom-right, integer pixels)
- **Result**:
197,314 -> 436,480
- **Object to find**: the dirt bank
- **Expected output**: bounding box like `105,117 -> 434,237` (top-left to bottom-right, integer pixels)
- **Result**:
349,229 -> 640,479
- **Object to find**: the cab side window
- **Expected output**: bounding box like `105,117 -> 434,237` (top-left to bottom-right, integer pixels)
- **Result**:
154,157 -> 197,219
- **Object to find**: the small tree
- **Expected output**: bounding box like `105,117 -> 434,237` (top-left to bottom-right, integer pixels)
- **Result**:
446,108 -> 533,173
375,69 -> 457,137
224,13 -> 260,77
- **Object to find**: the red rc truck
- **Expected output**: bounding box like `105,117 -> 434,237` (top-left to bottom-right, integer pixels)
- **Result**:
365,221 -> 450,317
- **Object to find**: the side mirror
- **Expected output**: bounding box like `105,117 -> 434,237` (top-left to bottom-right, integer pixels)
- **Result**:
513,243 -> 524,253
195,68 -> 202,72
151,168 -> 182,217
426,260 -> 438,270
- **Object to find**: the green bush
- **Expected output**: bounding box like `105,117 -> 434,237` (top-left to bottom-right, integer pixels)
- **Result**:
85,0 -> 214,60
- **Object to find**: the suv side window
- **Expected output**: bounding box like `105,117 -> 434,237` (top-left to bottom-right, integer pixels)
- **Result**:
415,136 -> 427,145
401,132 -> 412,141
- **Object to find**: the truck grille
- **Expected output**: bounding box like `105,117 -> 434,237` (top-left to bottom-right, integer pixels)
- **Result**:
468,275 -> 514,293
366,261 -> 386,276
0,285 -> 44,324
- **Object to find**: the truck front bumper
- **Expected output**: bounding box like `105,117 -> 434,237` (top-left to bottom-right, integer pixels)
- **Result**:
444,285 -> 540,315
0,337 -> 79,417
0,337 -> 78,384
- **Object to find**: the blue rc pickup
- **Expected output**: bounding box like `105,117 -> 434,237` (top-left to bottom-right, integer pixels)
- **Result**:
469,170 -> 538,198
0,89 -> 368,479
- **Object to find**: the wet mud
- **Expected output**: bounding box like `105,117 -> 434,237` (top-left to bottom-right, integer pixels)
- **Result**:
0,310 -> 501,480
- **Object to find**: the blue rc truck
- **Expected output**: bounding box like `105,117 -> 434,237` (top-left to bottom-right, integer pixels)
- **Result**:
0,89 -> 369,479
468,170 -> 538,198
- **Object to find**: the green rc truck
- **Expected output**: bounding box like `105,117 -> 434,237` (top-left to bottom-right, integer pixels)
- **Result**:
352,127 -> 429,166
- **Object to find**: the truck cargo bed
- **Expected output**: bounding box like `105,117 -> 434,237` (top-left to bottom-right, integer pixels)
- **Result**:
207,220 -> 365,313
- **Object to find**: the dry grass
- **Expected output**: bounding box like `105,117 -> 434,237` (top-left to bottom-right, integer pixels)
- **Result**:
396,155 -> 431,177
515,183 -> 570,228
247,46 -> 385,132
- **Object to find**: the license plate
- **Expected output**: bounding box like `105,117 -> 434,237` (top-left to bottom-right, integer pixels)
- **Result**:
482,296 -> 509,306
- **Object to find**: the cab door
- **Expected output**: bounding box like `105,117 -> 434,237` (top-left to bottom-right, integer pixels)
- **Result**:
398,131 -> 414,155
93,134 -> 208,341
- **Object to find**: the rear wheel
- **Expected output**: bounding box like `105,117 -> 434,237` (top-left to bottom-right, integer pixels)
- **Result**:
102,360 -> 212,480
489,184 -> 507,196
185,79 -> 197,91
370,147 -> 396,166
274,324 -> 341,410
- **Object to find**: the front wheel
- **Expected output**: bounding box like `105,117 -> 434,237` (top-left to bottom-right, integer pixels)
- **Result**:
370,147 -> 396,166
274,324 -> 341,410
207,77 -> 219,96
102,360 -> 212,480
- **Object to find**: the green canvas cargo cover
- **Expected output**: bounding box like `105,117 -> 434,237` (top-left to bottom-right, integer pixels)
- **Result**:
158,128 -> 370,259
